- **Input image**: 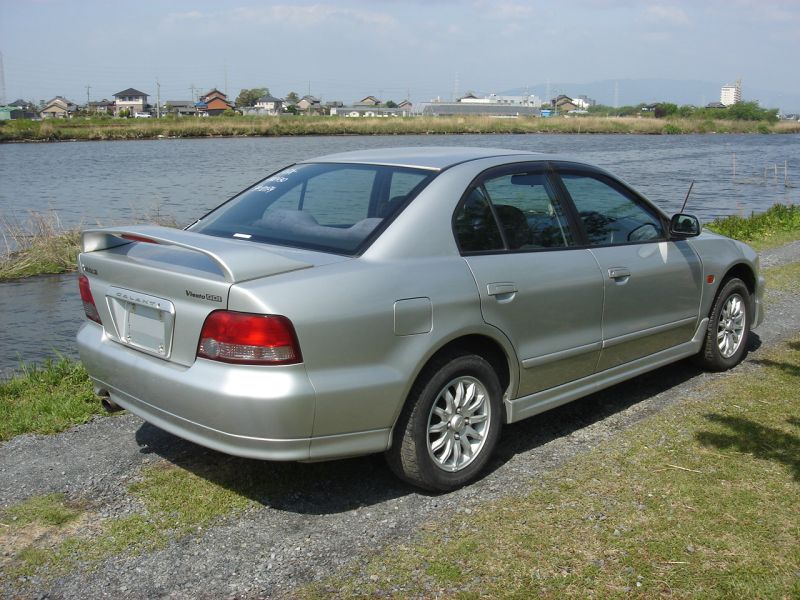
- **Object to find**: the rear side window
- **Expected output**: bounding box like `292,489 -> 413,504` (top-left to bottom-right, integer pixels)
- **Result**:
192,163 -> 435,255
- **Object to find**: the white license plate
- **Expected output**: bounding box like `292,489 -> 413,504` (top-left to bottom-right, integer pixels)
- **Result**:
106,287 -> 175,358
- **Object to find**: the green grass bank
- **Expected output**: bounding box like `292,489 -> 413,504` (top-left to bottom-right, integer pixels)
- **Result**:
2,115 -> 799,142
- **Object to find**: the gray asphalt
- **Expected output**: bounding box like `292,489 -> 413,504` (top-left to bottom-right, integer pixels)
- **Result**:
1,241 -> 798,599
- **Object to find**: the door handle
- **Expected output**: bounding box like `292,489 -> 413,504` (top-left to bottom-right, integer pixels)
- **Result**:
487,282 -> 518,296
607,267 -> 631,280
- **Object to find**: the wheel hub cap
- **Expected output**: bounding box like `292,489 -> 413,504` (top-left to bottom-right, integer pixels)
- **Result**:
427,376 -> 491,472
717,293 -> 746,359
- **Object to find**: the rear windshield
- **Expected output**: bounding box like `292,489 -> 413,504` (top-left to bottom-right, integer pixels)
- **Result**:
191,163 -> 436,255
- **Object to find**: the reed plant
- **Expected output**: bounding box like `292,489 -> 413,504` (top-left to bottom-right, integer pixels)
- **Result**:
2,115 -> 799,142
0,208 -> 177,282
0,212 -> 81,280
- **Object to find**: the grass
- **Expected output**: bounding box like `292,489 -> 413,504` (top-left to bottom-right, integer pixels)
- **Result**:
0,456 -> 287,582
765,261 -> 800,292
303,337 -> 800,598
1,115 -> 799,142
0,358 -> 101,441
706,203 -> 800,251
0,208 -> 176,282
1,494 -> 82,528
0,212 -> 81,280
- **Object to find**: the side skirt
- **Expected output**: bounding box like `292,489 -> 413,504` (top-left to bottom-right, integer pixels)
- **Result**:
504,318 -> 708,424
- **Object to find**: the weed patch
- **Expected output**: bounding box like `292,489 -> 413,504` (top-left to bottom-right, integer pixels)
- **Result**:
706,203 -> 800,251
0,358 -> 100,441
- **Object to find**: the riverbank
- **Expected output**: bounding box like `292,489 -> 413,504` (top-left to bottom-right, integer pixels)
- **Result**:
2,115 -> 799,142
2,204 -> 797,282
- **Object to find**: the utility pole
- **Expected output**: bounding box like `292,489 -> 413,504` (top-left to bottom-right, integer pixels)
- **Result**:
156,79 -> 161,118
86,84 -> 91,108
0,52 -> 6,106
190,84 -> 196,103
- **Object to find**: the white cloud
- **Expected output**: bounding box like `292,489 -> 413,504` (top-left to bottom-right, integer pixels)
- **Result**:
642,5 -> 690,27
472,1 -> 535,20
231,4 -> 397,28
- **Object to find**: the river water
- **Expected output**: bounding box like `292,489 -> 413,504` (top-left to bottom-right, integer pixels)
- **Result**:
1,134 -> 798,375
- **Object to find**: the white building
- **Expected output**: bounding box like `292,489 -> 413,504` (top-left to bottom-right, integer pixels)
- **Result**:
720,80 -> 742,106
457,93 -> 541,107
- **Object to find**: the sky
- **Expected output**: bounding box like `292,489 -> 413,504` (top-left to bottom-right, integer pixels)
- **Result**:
1,0 -> 798,108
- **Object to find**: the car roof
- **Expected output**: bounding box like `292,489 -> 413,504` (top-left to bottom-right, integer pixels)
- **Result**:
302,146 -> 547,171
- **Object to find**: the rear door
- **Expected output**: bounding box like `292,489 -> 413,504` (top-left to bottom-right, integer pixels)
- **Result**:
552,164 -> 703,370
456,163 -> 604,396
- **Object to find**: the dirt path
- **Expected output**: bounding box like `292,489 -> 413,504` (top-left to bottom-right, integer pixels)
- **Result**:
2,241 -> 798,599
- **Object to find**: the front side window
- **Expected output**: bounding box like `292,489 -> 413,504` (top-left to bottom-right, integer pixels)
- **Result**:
560,174 -> 665,246
454,167 -> 574,253
191,163 -> 435,255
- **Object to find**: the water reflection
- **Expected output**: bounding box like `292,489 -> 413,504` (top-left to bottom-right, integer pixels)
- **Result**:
0,273 -> 81,376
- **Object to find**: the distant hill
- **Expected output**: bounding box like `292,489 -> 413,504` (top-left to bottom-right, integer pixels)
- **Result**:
499,79 -> 800,113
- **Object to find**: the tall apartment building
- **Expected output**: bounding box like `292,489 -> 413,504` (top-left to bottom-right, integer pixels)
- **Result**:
720,79 -> 742,106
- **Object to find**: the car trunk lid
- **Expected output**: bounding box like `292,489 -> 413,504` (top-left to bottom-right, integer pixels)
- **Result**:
79,225 -> 314,366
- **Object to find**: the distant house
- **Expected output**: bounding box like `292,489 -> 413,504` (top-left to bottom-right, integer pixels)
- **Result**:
197,89 -> 234,116
397,100 -> 413,110
457,93 -> 482,103
355,95 -> 381,106
113,88 -> 149,116
296,95 -> 322,113
641,103 -> 660,112
165,100 -> 197,116
254,94 -> 284,115
88,99 -> 115,114
552,95 -> 578,113
706,101 -> 727,109
41,96 -> 78,118
3,99 -> 37,119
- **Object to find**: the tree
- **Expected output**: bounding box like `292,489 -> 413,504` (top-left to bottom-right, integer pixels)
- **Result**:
235,88 -> 269,107
385,100 -> 398,108
285,91 -> 300,105
654,103 -> 678,118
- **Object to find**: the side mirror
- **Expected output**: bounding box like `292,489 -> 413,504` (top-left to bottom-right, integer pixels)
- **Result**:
669,213 -> 701,238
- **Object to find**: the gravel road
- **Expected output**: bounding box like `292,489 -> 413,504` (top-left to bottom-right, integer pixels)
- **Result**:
2,241 -> 798,599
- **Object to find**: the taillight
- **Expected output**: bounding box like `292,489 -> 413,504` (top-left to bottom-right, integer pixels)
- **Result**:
197,311 -> 302,365
78,274 -> 102,324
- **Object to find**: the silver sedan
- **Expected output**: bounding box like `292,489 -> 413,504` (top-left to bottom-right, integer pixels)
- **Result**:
77,147 -> 764,490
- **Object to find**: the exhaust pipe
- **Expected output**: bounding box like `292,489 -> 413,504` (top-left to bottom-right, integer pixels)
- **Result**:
98,391 -> 123,413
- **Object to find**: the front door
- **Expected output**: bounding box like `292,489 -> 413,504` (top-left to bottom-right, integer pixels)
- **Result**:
555,169 -> 703,370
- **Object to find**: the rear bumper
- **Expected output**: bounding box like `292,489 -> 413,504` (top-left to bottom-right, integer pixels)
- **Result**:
77,323 -> 389,461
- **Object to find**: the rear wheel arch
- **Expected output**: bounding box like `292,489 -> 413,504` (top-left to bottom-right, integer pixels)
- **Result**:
405,334 -> 513,414
386,337 -> 510,490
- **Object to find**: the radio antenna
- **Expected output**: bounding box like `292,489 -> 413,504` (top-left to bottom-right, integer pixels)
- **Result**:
680,180 -> 695,213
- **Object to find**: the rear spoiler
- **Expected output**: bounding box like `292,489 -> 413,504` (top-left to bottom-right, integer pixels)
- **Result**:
81,225 -> 311,284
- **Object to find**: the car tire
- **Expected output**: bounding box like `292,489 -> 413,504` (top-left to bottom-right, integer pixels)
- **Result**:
386,352 -> 502,492
694,277 -> 752,372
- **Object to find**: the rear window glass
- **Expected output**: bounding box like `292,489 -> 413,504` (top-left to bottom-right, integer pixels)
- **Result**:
191,163 -> 435,254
